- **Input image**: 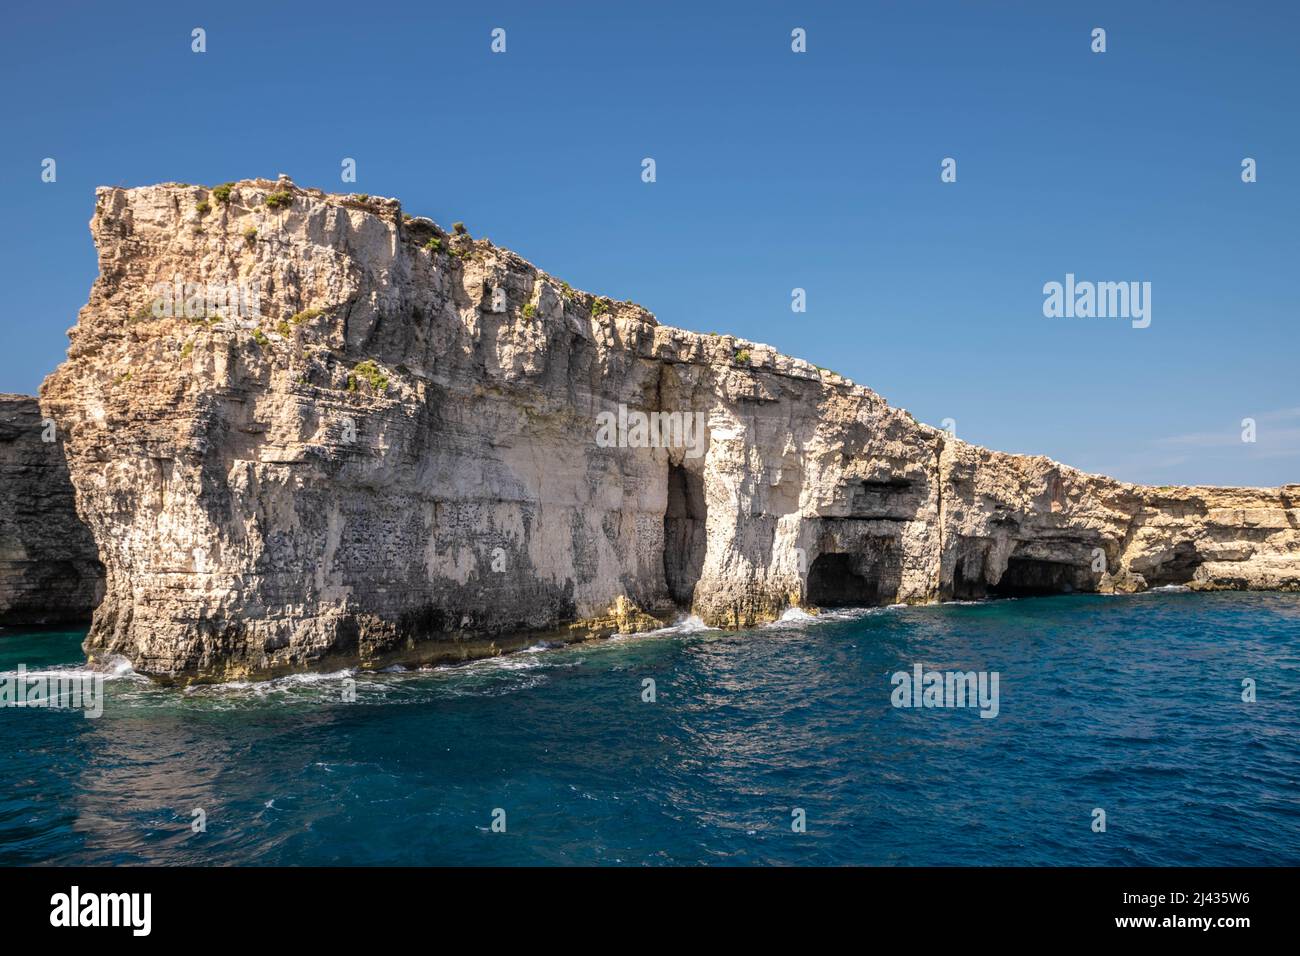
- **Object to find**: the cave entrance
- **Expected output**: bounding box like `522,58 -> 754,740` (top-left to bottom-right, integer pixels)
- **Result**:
1144,542 -> 1203,587
951,546 -> 992,600
989,557 -> 1079,597
664,463 -> 706,608
807,553 -> 873,607
952,565 -> 988,601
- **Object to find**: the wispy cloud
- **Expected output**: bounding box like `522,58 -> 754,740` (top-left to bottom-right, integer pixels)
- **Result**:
1155,408 -> 1300,451
1092,408 -> 1300,485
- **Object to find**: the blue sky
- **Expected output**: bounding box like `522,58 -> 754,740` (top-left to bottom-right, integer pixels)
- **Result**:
1,1 -> 1296,486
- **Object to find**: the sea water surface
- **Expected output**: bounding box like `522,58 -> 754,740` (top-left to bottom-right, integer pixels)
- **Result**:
2,591 -> 1297,866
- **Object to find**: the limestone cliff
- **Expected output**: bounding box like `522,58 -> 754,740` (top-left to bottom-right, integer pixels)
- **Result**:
36,179 -> 1300,678
0,395 -> 104,626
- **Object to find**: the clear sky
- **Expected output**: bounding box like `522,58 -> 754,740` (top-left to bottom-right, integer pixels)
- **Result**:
1,1 -> 1296,486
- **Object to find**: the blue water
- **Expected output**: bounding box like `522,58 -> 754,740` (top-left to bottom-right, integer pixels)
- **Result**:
1,591 -> 1297,866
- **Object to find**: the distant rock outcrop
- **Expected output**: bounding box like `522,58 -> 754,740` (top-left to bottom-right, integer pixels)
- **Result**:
30,179 -> 1300,678
0,394 -> 103,627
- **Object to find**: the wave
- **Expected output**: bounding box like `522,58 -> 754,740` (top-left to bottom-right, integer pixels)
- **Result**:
187,668 -> 359,695
0,656 -> 146,684
646,614 -> 714,636
777,607 -> 816,622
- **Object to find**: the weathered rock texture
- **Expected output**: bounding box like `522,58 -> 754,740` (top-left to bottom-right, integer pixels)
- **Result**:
35,179 -> 1300,678
0,395 -> 104,626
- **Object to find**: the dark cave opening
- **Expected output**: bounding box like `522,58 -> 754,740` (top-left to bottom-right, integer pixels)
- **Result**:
663,463 -> 706,608
988,557 -> 1081,597
952,564 -> 989,601
1143,542 -> 1203,587
806,553 -> 873,607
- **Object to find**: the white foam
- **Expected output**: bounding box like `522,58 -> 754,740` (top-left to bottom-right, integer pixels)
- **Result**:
777,607 -> 816,622
0,659 -> 146,683
186,668 -> 358,696
759,606 -> 821,630
811,606 -> 887,622
612,614 -> 718,641
646,614 -> 713,635
521,641 -> 565,654
670,614 -> 711,632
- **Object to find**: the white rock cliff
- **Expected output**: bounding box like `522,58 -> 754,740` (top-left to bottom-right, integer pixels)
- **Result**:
31,179 -> 1300,679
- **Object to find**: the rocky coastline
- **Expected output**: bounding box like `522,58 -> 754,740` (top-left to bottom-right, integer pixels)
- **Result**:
2,178 -> 1294,679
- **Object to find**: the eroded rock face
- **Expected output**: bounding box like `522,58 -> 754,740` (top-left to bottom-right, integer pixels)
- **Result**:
0,395 -> 104,627
937,444 -> 1300,599
37,179 -> 1300,678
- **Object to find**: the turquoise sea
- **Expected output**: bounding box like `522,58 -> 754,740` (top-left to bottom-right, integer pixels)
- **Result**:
2,591 -> 1297,866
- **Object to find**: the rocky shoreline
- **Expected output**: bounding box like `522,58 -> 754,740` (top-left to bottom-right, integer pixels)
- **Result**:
3,178 -> 1296,679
